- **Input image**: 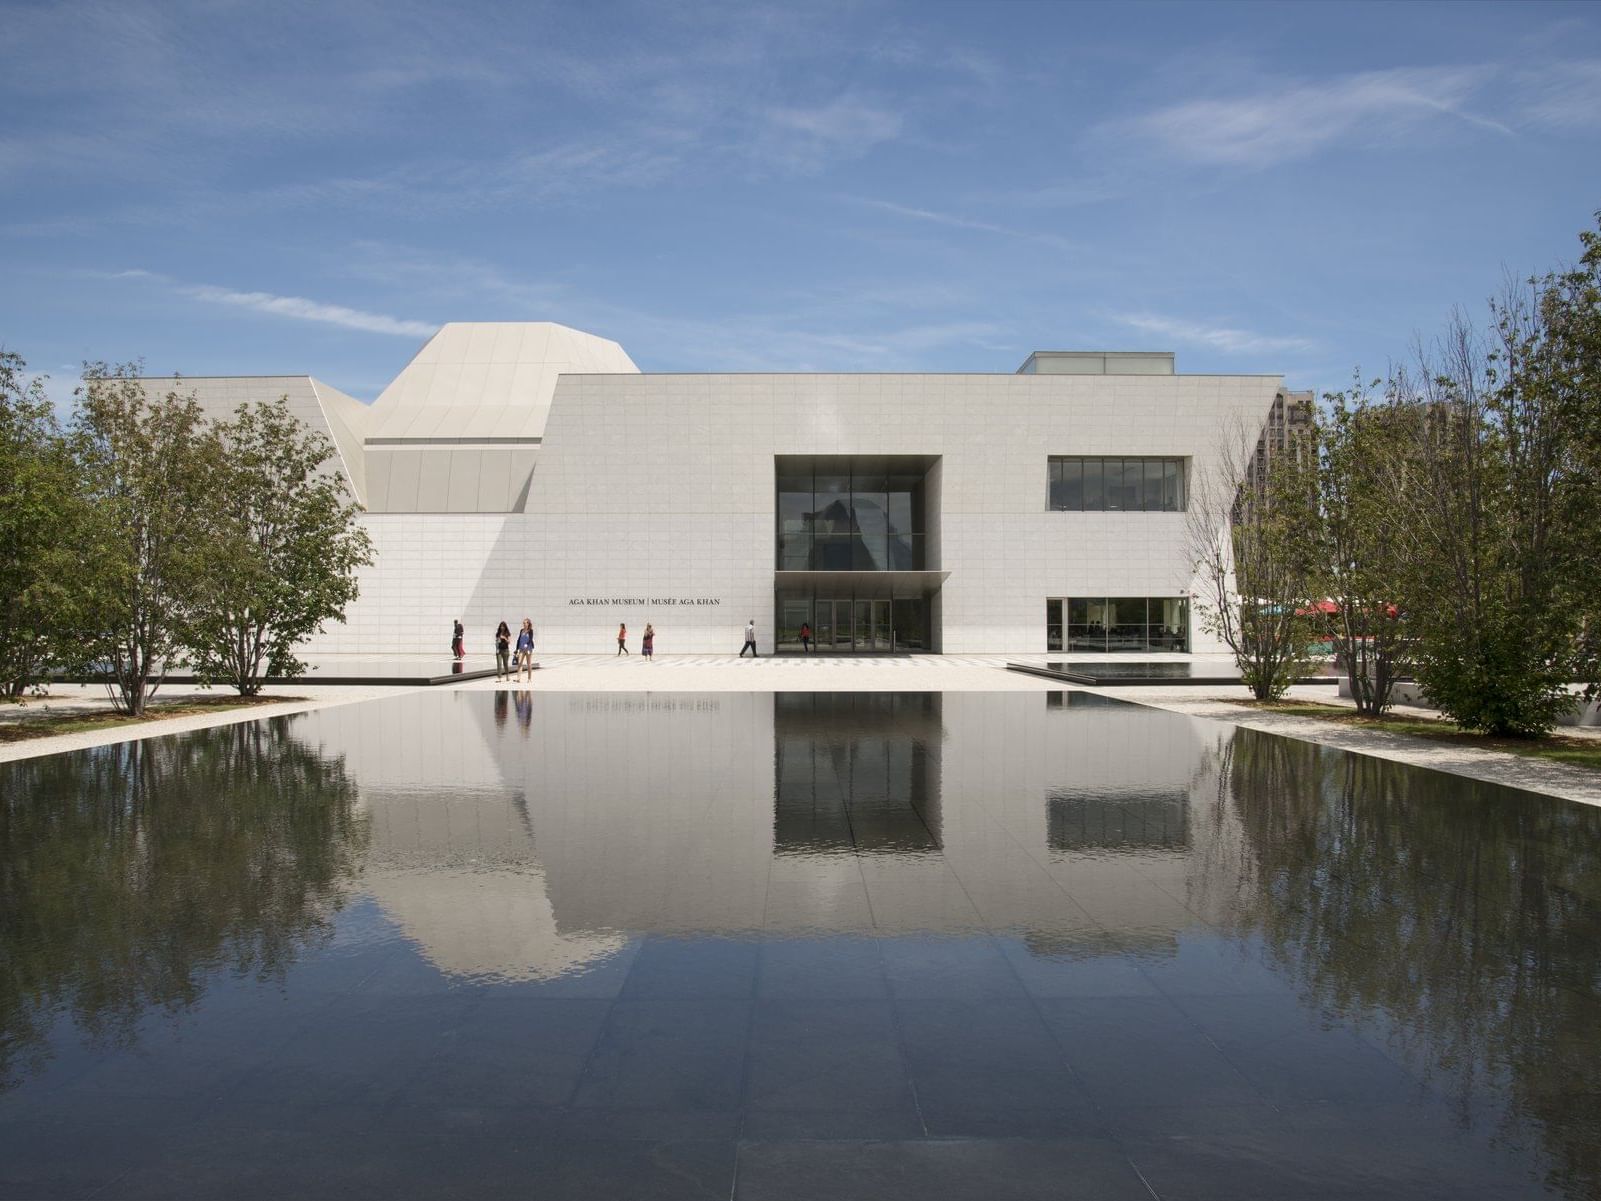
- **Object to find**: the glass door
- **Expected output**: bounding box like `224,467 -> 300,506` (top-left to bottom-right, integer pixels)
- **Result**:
797,596 -> 921,652
871,599 -> 893,650
832,598 -> 858,650
852,600 -> 871,650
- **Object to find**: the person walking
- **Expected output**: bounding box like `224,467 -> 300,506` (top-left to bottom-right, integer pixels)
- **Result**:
642,623 -> 655,661
451,618 -> 465,660
740,619 -> 758,657
617,622 -> 629,655
799,621 -> 812,654
494,620 -> 512,680
516,618 -> 535,681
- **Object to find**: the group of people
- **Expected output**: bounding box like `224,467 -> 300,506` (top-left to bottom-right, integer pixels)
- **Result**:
614,622 -> 657,659
472,619 -> 535,681
457,617 -> 771,669
618,619 -> 762,657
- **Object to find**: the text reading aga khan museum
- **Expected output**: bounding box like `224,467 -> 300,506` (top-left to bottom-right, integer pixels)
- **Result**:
155,322 -> 1301,656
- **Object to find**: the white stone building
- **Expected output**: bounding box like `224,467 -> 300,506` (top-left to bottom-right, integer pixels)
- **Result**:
154,321 -> 1293,656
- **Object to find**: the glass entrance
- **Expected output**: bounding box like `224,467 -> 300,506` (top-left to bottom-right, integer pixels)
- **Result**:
775,588 -> 933,653
816,599 -> 897,650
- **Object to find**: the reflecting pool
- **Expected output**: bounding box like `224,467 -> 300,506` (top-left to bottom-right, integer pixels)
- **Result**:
2,691 -> 1598,1199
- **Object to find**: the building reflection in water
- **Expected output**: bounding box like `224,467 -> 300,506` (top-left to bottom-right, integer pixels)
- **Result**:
308,689 -> 1226,948
773,692 -> 942,856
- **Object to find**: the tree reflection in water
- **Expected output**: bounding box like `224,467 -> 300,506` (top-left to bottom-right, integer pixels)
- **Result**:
0,718 -> 368,1090
1222,728 -> 1601,1200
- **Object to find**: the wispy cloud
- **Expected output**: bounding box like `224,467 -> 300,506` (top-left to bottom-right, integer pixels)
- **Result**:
1516,59 -> 1601,128
108,270 -> 436,337
756,97 -> 904,173
1121,66 -> 1509,167
853,198 -> 1079,251
184,285 -> 436,338
1114,312 -> 1318,356
603,309 -> 1012,372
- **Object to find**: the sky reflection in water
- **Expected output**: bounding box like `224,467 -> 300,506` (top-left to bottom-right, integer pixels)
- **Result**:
1,690 -> 1597,1200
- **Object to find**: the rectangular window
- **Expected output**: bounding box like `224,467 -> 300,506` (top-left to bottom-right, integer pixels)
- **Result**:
776,456 -> 934,572
1049,596 -> 1188,652
1104,459 -> 1125,511
1121,460 -> 1144,511
1048,457 -> 1187,512
1143,460 -> 1164,512
1059,458 -> 1083,510
1082,459 -> 1104,511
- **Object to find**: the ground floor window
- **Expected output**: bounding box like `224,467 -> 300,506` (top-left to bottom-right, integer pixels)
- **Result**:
1046,597 -> 1188,653
777,588 -> 932,652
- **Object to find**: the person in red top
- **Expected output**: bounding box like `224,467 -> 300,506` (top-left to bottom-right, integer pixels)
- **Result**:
617,623 -> 629,655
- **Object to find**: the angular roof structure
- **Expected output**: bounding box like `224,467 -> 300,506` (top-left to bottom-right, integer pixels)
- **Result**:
365,321 -> 638,443
130,321 -> 639,514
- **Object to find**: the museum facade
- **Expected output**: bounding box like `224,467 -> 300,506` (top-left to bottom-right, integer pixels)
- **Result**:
160,322 -> 1295,656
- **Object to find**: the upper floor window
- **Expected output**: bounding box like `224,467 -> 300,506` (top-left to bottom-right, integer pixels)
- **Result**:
1048,456 -> 1185,512
777,454 -> 936,571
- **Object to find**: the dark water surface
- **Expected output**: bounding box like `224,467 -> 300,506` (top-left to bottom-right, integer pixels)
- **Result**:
2,690 -> 1598,1200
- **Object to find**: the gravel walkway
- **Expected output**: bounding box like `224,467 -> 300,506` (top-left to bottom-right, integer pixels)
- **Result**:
1096,683 -> 1601,808
0,682 -> 424,765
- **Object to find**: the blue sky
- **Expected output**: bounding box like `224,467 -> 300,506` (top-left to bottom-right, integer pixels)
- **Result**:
3,0 -> 1599,403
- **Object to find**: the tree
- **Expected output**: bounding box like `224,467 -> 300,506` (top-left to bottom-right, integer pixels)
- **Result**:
1189,410 -> 1320,700
0,353 -> 106,698
1516,216 -> 1601,698
1389,295 -> 1590,736
75,365 -> 224,716
1310,377 -> 1416,716
181,397 -> 373,695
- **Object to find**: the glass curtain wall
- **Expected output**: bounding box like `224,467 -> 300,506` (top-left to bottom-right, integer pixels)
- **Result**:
1046,597 -> 1189,652
777,456 -> 938,653
777,462 -> 925,570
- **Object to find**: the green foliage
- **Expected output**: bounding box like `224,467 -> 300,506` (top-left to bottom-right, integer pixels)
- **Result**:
1309,380 -> 1415,715
74,365 -> 225,715
180,397 -> 374,695
0,353 -> 105,698
1384,218 -> 1601,736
